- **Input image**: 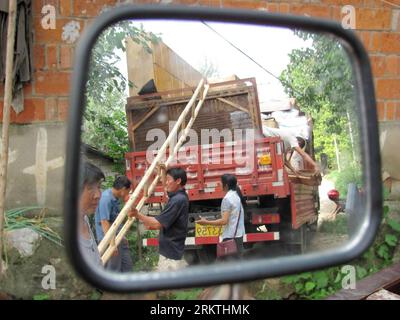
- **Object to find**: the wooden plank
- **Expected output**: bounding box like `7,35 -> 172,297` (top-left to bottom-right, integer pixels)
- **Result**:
216,97 -> 250,114
131,105 -> 160,132
326,262 -> 400,300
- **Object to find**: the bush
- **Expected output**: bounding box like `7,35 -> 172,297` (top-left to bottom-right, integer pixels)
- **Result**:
318,214 -> 348,234
125,227 -> 159,272
327,165 -> 362,197
282,205 -> 400,299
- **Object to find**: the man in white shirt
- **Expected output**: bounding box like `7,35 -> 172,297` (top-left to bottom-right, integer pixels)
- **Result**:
262,124 -> 319,173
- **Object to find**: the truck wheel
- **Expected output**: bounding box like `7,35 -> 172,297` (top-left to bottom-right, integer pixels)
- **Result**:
183,250 -> 199,265
197,245 -> 217,265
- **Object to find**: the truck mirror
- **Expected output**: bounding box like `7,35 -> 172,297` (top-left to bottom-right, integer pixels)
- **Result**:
64,5 -> 381,292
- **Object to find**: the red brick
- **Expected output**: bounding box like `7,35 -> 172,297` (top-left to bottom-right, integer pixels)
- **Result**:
381,33 -> 400,54
357,31 -> 371,51
23,83 -> 34,97
279,3 -> 290,13
58,98 -> 69,121
33,44 -> 45,70
60,45 -> 74,69
34,18 -> 74,44
47,45 -> 58,69
376,79 -> 400,99
370,55 -> 386,77
370,32 -> 381,52
321,0 -> 364,5
222,0 -> 266,9
385,101 -> 396,120
377,100 -> 385,121
266,3 -> 278,13
15,98 -> 46,123
385,55 -> 400,77
35,71 -> 71,96
396,103 -> 400,120
45,97 -> 59,121
196,0 -> 223,6
73,0 -> 118,17
356,9 -> 392,30
290,4 -> 331,19
363,0 -> 392,8
331,5 -> 342,23
60,0 -> 73,16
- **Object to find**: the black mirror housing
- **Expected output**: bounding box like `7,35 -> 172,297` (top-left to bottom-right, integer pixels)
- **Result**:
65,4 -> 381,292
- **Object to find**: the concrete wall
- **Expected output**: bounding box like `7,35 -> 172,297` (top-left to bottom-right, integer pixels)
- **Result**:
2,123 -> 66,213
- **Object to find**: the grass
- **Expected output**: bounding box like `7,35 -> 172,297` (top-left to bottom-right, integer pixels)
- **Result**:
4,207 -> 63,247
318,214 -> 348,235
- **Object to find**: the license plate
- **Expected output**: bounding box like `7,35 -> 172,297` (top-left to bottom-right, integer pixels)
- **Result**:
195,223 -> 222,237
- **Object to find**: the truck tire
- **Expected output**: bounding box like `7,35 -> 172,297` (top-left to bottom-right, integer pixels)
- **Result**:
197,245 -> 217,265
183,250 -> 200,265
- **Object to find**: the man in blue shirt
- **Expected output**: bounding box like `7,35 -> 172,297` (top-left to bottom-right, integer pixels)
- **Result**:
95,176 -> 133,272
129,167 -> 189,272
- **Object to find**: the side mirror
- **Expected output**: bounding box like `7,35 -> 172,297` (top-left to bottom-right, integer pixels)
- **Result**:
64,5 -> 381,292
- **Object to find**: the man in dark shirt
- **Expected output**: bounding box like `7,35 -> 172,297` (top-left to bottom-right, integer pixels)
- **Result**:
129,166 -> 189,271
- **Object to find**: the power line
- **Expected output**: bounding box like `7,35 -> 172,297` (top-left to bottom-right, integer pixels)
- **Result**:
201,21 -> 300,97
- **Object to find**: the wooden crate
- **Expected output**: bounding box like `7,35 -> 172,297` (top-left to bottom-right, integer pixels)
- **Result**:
125,78 -> 262,152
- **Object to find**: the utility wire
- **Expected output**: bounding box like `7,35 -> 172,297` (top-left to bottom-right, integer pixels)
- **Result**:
201,21 -> 301,98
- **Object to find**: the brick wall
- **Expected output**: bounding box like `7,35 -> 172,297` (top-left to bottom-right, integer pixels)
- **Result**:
0,0 -> 399,122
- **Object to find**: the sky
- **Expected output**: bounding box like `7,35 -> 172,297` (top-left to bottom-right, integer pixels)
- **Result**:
116,20 -> 312,112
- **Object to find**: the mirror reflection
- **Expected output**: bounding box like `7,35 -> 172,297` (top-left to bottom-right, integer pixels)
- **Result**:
79,20 -> 364,274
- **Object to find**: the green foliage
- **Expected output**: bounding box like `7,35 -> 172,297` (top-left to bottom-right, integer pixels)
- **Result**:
90,290 -> 102,300
281,205 -> 400,299
318,214 -> 348,235
5,207 -> 63,247
82,90 -> 129,161
32,293 -> 50,300
83,22 -> 160,161
171,288 -> 203,300
125,227 -> 159,272
327,165 -> 363,197
86,21 -> 160,105
280,32 -> 359,169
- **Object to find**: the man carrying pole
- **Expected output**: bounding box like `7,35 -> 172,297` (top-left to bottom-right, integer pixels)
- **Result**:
129,166 -> 189,272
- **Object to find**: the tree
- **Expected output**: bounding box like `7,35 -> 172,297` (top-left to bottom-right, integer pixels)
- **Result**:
82,22 -> 160,170
280,31 -> 358,169
86,21 -> 160,105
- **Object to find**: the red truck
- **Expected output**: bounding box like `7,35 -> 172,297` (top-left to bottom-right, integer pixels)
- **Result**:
125,78 -> 319,264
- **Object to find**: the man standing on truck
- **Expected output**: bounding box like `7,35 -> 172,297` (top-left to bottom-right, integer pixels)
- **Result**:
262,119 -> 320,174
95,176 -> 134,272
129,166 -> 189,272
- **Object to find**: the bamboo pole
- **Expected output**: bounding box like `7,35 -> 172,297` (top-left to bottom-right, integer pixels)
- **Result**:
98,79 -> 206,255
0,0 -> 17,277
101,84 -> 210,264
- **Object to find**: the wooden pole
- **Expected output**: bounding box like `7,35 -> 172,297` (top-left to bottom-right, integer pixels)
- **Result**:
98,79 -> 206,256
0,0 -> 17,276
100,84 -> 210,264
333,135 -> 341,172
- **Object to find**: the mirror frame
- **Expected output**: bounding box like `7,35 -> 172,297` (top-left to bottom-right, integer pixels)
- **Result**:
65,4 -> 381,292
